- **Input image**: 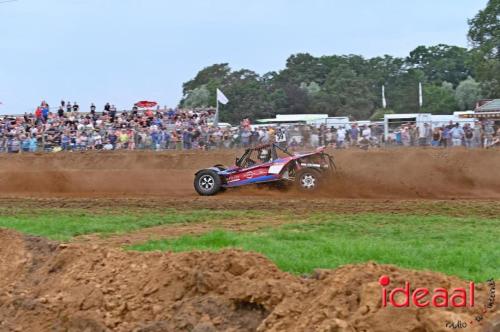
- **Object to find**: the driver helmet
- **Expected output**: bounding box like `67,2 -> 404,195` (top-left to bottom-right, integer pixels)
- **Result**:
259,149 -> 270,161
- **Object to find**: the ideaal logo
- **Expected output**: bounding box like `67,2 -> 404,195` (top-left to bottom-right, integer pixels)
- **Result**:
379,276 -> 496,329
378,275 -> 475,308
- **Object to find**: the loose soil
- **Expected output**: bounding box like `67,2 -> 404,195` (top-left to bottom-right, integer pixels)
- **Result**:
0,148 -> 499,199
0,229 -> 498,332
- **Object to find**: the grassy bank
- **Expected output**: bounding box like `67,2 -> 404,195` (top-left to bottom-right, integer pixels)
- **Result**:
0,209 -> 267,241
1,206 -> 498,281
130,213 -> 500,281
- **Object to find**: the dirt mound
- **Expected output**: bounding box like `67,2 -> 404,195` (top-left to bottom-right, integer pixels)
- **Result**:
0,229 -> 497,332
0,149 -> 499,199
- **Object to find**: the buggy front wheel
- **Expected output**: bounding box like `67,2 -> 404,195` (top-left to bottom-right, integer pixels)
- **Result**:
194,170 -> 222,196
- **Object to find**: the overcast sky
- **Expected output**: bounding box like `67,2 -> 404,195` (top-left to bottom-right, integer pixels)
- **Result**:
0,0 -> 488,114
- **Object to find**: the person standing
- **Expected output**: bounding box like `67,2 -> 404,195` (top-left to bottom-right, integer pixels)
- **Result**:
418,123 -> 432,147
162,129 -> 171,150
409,124 -> 418,146
318,124 -> 326,146
483,120 -> 495,148
103,103 -> 111,117
310,127 -> 319,147
109,105 -> 117,122
275,127 -> 287,149
57,106 -> 64,118
7,135 -> 20,153
373,124 -> 384,145
28,134 -> 37,152
182,128 -> 193,150
473,121 -> 483,148
240,128 -> 251,148
401,127 -> 410,146
449,123 -> 464,147
361,125 -> 371,139
463,124 -> 474,148
336,126 -> 346,149
108,130 -> 118,150
441,126 -> 451,148
350,124 -> 359,147
41,104 -> 49,123
431,127 -> 442,147
61,131 -> 71,151
250,128 -> 259,146
326,128 -> 334,147
35,106 -> 43,123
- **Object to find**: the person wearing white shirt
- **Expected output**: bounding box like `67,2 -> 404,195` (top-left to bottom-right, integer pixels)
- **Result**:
336,127 -> 346,149
361,126 -> 371,139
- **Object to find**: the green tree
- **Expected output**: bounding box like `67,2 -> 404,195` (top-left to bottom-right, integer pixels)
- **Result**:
455,77 -> 482,111
269,88 -> 288,114
468,0 -> 500,59
421,82 -> 458,115
219,69 -> 273,123
406,44 -> 473,86
300,81 -> 321,96
386,69 -> 426,113
276,53 -> 330,86
468,0 -> 500,97
181,63 -> 231,107
182,85 -> 211,108
309,92 -> 338,115
366,55 -> 405,85
180,36 -> 487,122
322,65 -> 376,119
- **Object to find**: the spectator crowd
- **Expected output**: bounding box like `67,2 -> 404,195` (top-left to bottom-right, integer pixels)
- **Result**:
0,101 -> 499,153
386,121 -> 500,149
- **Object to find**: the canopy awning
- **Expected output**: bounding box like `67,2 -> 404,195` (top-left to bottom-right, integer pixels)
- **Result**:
134,101 -> 158,108
459,112 -> 500,119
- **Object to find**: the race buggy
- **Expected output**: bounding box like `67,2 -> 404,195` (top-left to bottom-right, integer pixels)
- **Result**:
194,143 -> 335,196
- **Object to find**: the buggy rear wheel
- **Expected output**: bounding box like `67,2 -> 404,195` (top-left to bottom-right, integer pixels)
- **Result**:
295,168 -> 322,192
194,170 -> 222,196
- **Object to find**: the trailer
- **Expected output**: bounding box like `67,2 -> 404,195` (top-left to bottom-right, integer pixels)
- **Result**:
384,113 -> 432,141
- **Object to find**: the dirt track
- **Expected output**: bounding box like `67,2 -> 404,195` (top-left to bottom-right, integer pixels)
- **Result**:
0,148 -> 499,199
1,149 -> 499,331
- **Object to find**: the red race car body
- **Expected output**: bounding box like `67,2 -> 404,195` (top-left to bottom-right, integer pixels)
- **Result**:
194,143 -> 335,196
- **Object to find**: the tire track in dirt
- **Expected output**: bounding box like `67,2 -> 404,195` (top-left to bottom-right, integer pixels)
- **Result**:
74,217 -> 286,248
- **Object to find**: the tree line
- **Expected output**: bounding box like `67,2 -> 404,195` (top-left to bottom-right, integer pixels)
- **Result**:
180,0 -> 499,123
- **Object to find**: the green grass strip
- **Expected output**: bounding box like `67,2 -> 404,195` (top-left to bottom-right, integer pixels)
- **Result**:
0,209 -> 267,241
130,213 -> 500,281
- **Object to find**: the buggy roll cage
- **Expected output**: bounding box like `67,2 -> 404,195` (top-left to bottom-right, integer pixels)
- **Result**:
235,143 -> 336,172
235,143 -> 292,168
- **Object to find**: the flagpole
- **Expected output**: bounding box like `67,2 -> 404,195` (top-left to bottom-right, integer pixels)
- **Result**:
382,85 -> 387,109
419,82 -> 423,109
215,96 -> 219,128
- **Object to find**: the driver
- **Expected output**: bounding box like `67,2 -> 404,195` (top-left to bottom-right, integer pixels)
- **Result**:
259,149 -> 271,163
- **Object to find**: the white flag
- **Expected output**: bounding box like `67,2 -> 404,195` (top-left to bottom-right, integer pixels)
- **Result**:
216,88 -> 229,105
382,85 -> 387,109
419,82 -> 423,108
